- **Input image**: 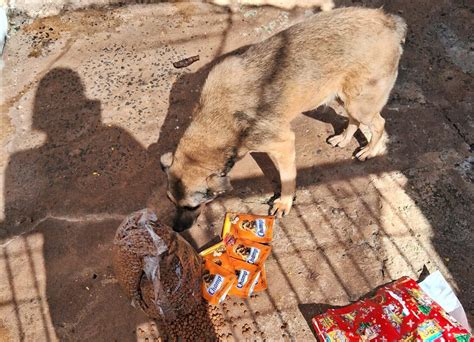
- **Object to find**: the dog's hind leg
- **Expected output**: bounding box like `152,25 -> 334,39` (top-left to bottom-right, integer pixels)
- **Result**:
343,95 -> 388,161
260,129 -> 296,218
341,73 -> 397,160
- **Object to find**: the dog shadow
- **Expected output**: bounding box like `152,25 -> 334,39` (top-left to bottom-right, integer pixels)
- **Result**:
148,44 -> 252,162
303,106 -> 368,150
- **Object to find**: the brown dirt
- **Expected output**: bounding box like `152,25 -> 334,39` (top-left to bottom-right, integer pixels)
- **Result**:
0,0 -> 472,341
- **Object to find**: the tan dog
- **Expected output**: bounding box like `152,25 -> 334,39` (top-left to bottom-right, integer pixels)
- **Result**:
161,7 -> 407,230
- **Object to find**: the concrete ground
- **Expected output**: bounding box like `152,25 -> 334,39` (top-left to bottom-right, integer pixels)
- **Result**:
1,0 -> 473,340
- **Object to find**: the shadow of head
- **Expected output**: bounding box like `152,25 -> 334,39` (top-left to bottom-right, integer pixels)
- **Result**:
12,66 -> 154,220
33,68 -> 101,141
152,45 -> 250,232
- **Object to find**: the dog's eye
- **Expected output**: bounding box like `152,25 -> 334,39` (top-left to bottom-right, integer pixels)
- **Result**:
205,189 -> 217,199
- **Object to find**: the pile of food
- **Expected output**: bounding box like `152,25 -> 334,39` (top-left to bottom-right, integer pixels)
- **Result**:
112,209 -> 202,320
113,210 -> 274,340
200,213 -> 274,304
156,300 -> 227,340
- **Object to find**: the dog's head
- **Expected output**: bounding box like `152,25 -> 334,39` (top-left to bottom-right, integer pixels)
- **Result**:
160,151 -> 232,231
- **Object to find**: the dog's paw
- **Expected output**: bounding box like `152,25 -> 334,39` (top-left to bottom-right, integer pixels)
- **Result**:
270,196 -> 293,218
327,134 -> 350,148
355,146 -> 378,161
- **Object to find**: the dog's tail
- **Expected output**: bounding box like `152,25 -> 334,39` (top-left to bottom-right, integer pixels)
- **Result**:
388,13 -> 407,44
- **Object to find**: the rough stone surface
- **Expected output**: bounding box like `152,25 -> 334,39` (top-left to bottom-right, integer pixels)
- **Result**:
0,0 -> 473,340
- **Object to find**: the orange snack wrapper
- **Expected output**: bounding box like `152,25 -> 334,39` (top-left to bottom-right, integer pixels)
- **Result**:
201,243 -> 234,273
224,234 -> 271,267
253,264 -> 267,292
222,212 -> 274,244
229,258 -> 261,298
201,259 -> 237,305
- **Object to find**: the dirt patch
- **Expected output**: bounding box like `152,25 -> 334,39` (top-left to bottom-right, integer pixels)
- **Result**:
23,9 -> 121,58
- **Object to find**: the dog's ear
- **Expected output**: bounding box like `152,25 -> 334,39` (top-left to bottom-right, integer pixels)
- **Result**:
206,173 -> 232,196
160,152 -> 174,172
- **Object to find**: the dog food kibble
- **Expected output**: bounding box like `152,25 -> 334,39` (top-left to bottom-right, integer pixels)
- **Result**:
112,209 -> 201,320
158,301 -> 227,340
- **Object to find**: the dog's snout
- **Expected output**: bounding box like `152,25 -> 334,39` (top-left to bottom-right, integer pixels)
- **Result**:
173,205 -> 202,232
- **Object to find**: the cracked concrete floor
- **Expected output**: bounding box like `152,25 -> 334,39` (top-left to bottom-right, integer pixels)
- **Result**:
0,1 -> 473,341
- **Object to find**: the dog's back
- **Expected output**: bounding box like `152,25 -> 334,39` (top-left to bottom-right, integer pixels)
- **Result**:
198,7 -> 406,147
244,7 -> 406,86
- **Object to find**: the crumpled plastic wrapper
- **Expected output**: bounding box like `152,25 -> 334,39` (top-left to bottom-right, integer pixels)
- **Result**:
113,209 -> 202,320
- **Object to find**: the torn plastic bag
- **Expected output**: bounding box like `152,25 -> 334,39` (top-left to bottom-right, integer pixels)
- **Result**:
420,270 -> 472,332
113,209 -> 202,320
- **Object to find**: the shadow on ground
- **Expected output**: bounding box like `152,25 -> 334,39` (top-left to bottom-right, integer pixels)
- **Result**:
0,68 -> 160,339
0,45 -> 252,340
0,0 -> 472,340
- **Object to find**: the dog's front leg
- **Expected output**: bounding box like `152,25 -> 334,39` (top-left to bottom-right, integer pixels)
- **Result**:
263,131 -> 296,218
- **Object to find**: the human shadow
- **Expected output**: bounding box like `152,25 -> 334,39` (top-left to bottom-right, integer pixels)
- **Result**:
0,68 -> 196,340
1,68 -> 157,237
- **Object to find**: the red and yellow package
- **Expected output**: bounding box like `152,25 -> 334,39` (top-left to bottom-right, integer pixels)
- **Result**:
229,258 -> 261,298
201,259 -> 237,305
253,264 -> 267,292
222,212 -> 274,244
312,277 -> 473,342
224,234 -> 271,267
